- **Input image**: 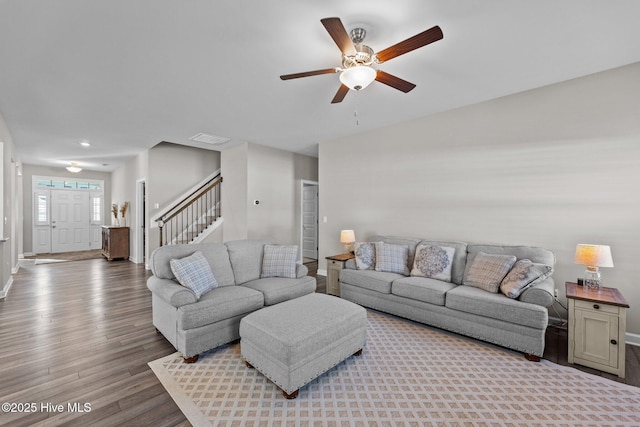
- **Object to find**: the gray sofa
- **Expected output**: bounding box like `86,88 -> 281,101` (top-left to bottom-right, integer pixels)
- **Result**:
340,236 -> 555,358
147,240 -> 316,362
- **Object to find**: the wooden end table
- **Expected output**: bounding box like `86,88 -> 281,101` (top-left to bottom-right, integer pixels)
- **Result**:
325,253 -> 355,296
566,281 -> 629,378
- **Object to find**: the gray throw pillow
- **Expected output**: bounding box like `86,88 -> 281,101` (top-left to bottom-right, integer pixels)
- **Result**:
170,251 -> 218,299
374,242 -> 410,275
411,244 -> 456,282
464,252 -> 517,293
261,244 -> 298,278
500,259 -> 553,299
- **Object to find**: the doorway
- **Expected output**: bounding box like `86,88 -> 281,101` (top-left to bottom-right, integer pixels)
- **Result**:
135,179 -> 146,265
300,180 -> 319,261
31,176 -> 104,255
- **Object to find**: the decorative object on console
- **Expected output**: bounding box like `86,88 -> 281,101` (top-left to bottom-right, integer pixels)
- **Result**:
574,244 -> 614,290
340,229 -> 356,254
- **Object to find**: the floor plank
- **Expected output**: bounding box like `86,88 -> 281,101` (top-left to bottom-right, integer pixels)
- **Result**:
1,256 -> 636,427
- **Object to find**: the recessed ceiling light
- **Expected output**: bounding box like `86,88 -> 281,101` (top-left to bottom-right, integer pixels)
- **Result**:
80,140 -> 91,147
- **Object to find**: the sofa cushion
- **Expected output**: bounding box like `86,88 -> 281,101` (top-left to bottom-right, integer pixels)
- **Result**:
418,240 -> 468,285
340,268 -> 404,294
225,239 -> 271,285
242,276 -> 316,306
500,259 -> 553,299
177,285 -> 264,330
445,285 -> 548,329
375,242 -> 410,275
354,242 -> 377,270
392,276 -> 457,306
410,245 -> 455,282
464,252 -> 516,293
150,243 -> 236,287
170,251 -> 218,299
261,244 -> 298,278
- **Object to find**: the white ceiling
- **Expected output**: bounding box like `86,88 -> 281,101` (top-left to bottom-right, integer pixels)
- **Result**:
1,0 -> 639,172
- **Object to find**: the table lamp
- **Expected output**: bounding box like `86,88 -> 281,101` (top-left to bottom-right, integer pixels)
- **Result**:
574,244 -> 614,289
340,230 -> 355,254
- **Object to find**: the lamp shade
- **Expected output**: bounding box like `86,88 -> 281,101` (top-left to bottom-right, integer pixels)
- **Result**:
340,229 -> 356,244
574,244 -> 614,268
339,66 -> 376,91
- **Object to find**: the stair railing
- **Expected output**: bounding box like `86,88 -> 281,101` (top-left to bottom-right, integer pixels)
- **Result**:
156,173 -> 222,247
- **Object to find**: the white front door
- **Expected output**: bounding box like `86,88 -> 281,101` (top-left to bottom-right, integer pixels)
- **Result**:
51,190 -> 91,253
302,184 -> 318,259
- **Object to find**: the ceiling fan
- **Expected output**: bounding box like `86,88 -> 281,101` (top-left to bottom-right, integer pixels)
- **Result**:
280,17 -> 443,104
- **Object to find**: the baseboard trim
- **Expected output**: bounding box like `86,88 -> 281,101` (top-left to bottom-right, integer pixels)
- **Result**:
0,276 -> 14,299
626,332 -> 640,347
317,269 -> 327,277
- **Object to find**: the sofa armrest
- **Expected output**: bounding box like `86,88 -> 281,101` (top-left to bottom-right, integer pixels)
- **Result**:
519,277 -> 554,308
345,259 -> 356,270
147,276 -> 197,308
296,263 -> 308,278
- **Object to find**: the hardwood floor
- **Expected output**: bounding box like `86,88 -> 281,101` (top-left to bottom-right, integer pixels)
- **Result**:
0,258 -> 637,426
0,259 -> 188,427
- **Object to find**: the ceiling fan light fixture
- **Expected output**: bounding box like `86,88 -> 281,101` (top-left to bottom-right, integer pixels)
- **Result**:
339,66 -> 376,91
66,162 -> 82,173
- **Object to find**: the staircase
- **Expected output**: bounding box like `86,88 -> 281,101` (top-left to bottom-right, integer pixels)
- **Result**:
154,171 -> 222,247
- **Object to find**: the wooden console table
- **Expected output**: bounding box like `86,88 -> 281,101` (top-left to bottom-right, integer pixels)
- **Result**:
101,226 -> 130,261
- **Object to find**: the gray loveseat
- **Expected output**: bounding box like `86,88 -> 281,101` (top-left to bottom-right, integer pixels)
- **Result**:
147,240 -> 316,362
340,236 -> 555,359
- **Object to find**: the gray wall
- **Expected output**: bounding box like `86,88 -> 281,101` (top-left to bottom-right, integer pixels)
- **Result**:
222,142 -> 319,248
318,62 -> 640,335
111,150 -> 148,263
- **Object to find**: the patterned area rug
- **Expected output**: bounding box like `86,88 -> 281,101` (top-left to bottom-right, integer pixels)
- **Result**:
149,310 -> 640,427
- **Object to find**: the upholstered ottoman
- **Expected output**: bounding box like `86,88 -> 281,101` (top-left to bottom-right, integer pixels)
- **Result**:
239,293 -> 367,399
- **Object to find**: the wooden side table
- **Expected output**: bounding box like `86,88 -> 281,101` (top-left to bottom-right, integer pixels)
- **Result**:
325,253 -> 355,297
566,282 -> 629,378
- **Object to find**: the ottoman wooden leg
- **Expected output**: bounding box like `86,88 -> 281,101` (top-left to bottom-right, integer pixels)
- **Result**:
183,354 -> 199,364
354,348 -> 363,356
283,389 -> 299,399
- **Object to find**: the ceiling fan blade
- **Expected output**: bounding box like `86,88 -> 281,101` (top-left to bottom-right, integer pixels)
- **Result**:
331,84 -> 350,104
280,68 -> 339,80
375,71 -> 416,93
321,17 -> 357,56
375,25 -> 443,63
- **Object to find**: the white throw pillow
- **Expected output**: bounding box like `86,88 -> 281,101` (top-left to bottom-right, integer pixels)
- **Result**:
411,244 -> 456,282
261,244 -> 298,278
170,251 -> 218,299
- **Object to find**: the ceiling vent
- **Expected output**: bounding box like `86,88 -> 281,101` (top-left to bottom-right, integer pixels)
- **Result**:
189,132 -> 231,145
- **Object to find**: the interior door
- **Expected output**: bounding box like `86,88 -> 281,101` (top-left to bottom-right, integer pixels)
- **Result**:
302,184 -> 318,259
51,190 -> 91,253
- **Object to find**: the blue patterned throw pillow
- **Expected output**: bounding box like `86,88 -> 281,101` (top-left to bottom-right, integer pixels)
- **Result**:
354,242 -> 377,270
410,244 -> 456,282
170,251 -> 218,299
261,244 -> 298,278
